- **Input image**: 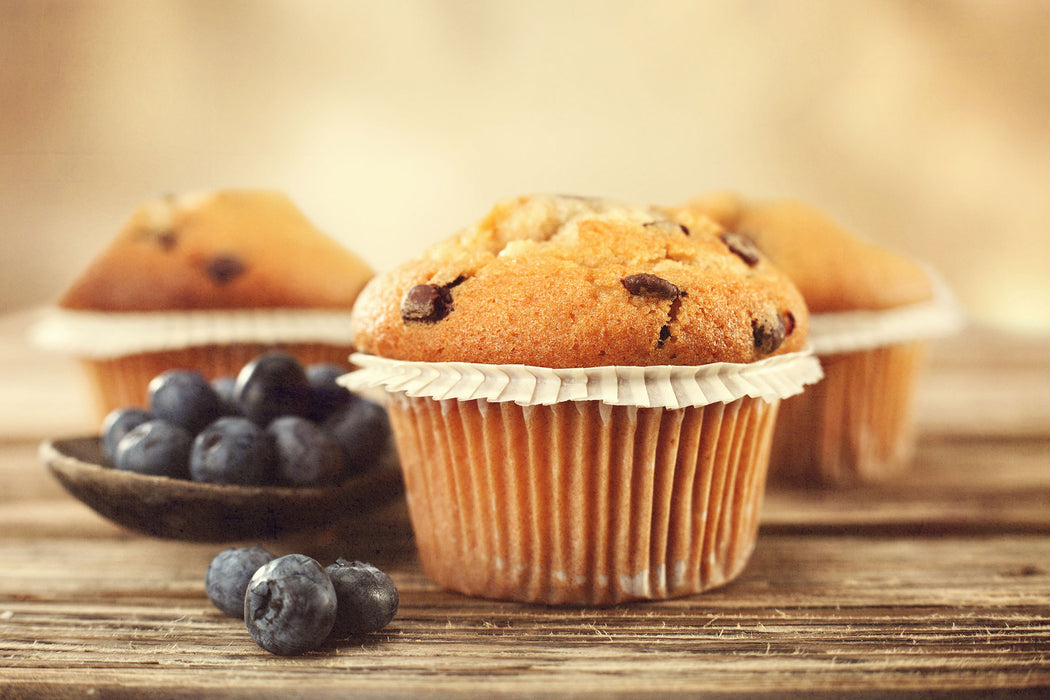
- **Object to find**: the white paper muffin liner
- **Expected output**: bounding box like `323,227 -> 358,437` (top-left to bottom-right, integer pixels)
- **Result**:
351,350 -> 820,604
769,271 -> 964,485
808,269 -> 966,356
343,350 -> 824,409
386,393 -> 780,604
29,308 -> 356,359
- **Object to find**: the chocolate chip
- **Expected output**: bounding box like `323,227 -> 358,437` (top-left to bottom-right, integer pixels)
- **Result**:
204,254 -> 246,285
752,313 -> 787,355
720,231 -> 761,267
401,284 -> 453,323
137,226 -> 178,251
155,229 -> 178,251
621,273 -> 681,300
657,325 -> 672,348
643,220 -> 690,236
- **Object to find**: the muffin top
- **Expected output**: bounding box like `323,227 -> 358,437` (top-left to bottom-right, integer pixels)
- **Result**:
59,190 -> 374,312
350,194 -> 809,368
682,192 -> 933,313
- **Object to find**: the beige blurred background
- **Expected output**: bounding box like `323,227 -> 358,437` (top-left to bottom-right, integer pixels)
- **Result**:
3,0 -> 1050,333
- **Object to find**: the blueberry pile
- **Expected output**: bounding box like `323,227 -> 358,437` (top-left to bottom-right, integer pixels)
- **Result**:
100,352 -> 390,488
205,545 -> 398,655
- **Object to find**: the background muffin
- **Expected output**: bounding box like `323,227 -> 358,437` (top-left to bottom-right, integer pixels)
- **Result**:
33,189 -> 374,418
683,191 -> 964,485
346,194 -> 822,605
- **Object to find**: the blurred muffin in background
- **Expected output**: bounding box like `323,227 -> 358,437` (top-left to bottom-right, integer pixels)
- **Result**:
32,189 -> 374,419
681,191 -> 965,486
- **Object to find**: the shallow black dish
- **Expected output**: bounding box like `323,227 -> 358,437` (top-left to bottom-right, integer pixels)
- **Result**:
41,436 -> 404,542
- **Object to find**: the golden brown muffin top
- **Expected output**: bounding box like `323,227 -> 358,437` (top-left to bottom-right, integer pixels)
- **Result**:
682,192 -> 933,313
59,190 -> 374,312
350,194 -> 809,368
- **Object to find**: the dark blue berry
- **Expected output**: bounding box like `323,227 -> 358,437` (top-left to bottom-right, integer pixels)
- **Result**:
114,419 -> 193,479
190,416 -> 275,485
322,397 -> 391,477
205,545 -> 276,618
234,352 -> 312,427
244,554 -> 337,656
101,406 -> 153,464
267,416 -> 344,487
148,369 -> 223,434
305,364 -> 353,422
325,559 -> 398,638
211,375 -> 242,416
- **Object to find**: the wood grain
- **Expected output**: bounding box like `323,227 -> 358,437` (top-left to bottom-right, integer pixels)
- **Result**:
1,325 -> 1049,697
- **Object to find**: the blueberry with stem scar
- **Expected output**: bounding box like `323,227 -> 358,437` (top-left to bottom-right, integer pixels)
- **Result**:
190,416 -> 275,485
114,419 -> 193,479
244,554 -> 337,656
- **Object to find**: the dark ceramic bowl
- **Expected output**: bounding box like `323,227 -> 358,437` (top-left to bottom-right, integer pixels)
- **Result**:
40,436 -> 404,542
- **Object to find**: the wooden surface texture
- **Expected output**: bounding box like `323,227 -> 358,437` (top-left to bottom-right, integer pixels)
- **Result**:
0,309 -> 1048,698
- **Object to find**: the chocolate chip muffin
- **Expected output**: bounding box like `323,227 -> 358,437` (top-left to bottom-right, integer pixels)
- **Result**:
346,194 -> 823,605
682,191 -> 964,485
33,190 -> 374,418
351,194 -> 808,368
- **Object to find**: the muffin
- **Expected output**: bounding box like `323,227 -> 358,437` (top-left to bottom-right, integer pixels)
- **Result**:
31,189 -> 374,418
682,192 -> 964,486
344,194 -> 823,605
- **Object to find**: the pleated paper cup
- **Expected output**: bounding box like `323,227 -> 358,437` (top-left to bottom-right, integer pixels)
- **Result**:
30,308 -> 357,419
768,274 -> 966,486
344,351 -> 823,606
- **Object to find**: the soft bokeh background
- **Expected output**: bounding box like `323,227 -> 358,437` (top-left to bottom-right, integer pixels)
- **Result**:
3,0 -> 1050,332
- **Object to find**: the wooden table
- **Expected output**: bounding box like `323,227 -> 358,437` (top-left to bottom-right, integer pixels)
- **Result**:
1,309 -> 1049,698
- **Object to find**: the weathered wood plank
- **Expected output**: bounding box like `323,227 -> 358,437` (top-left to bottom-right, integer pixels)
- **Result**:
4,432 -> 1048,545
1,531 -> 1047,696
1,325 -> 1048,697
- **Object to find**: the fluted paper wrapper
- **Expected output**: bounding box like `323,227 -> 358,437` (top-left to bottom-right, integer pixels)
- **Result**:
770,342 -> 927,485
345,351 -> 821,605
30,308 -> 356,418
771,274 -> 966,486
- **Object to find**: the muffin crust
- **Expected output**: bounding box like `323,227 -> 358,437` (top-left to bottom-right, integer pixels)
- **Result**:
682,192 -> 933,313
60,190 -> 374,312
351,194 -> 809,367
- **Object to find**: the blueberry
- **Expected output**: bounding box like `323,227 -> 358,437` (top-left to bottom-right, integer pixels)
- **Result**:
267,416 -> 344,487
305,363 -> 353,422
211,375 -> 242,416
100,407 -> 153,464
148,369 -> 223,434
205,545 -> 276,618
234,352 -> 312,427
114,419 -> 193,479
322,397 -> 391,477
325,559 -> 399,638
190,416 -> 275,485
244,553 -> 337,656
